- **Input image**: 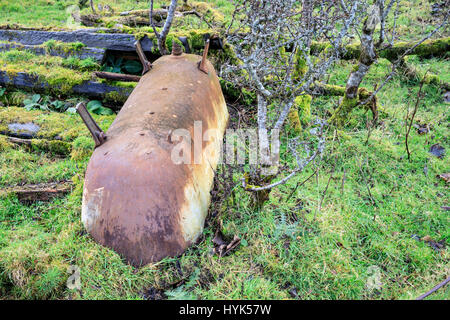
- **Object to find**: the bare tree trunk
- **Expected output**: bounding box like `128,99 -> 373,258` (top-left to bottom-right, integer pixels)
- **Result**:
376,0 -> 397,48
150,0 -> 178,55
376,0 -> 385,47
90,0 -> 96,14
257,94 -> 269,163
332,6 -> 380,125
302,0 -> 313,47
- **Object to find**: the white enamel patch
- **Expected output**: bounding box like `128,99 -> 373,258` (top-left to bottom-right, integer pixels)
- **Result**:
81,186 -> 104,232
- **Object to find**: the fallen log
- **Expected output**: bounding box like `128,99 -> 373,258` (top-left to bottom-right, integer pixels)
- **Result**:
312,82 -> 372,99
0,29 -> 154,52
311,37 -> 450,61
93,71 -> 141,82
0,71 -> 134,107
0,42 -> 105,62
2,135 -> 72,156
0,29 -> 219,58
378,37 -> 450,62
6,181 -> 73,203
6,136 -> 34,146
313,82 -> 377,121
119,9 -> 172,19
113,16 -> 160,27
112,9 -> 202,27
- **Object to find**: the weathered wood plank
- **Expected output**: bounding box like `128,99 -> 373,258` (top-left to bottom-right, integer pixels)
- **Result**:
0,42 -> 105,62
0,29 -> 154,52
0,71 -> 133,105
2,135 -> 72,156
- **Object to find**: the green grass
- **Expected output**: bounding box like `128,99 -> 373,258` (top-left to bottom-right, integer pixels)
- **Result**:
0,0 -> 445,43
0,0 -> 234,29
0,0 -> 449,300
0,0 -> 72,28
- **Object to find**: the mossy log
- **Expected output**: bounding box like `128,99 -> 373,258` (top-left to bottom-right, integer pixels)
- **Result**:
398,57 -> 450,90
111,9 -> 190,27
287,95 -> 312,134
119,9 -> 169,19
0,42 -> 105,62
0,71 -> 133,108
0,29 -> 221,58
378,37 -> 450,62
311,37 -> 450,61
113,16 -> 161,27
4,135 -> 71,156
116,0 -> 225,26
312,82 -> 372,99
0,29 -> 154,52
0,106 -> 114,143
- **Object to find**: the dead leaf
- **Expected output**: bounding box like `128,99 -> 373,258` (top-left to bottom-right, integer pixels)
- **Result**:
421,235 -> 445,251
212,231 -> 227,246
429,144 -> 445,159
288,287 -> 299,299
438,173 -> 450,183
443,91 -> 450,103
212,230 -> 241,257
336,241 -> 347,249
413,123 -> 430,135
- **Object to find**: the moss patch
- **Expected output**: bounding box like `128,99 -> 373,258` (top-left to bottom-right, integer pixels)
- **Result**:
0,135 -> 12,151
30,139 -> 71,156
0,49 -> 92,94
70,136 -> 94,161
0,107 -> 115,142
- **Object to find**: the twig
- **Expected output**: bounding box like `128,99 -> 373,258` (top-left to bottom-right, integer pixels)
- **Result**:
341,167 -> 346,196
416,276 -> 450,300
90,0 -> 96,14
151,0 -> 178,55
315,130 -> 338,218
286,167 -> 319,200
93,71 -> 141,82
150,0 -> 157,36
405,72 -> 427,161
315,162 -> 336,220
357,156 -> 376,205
